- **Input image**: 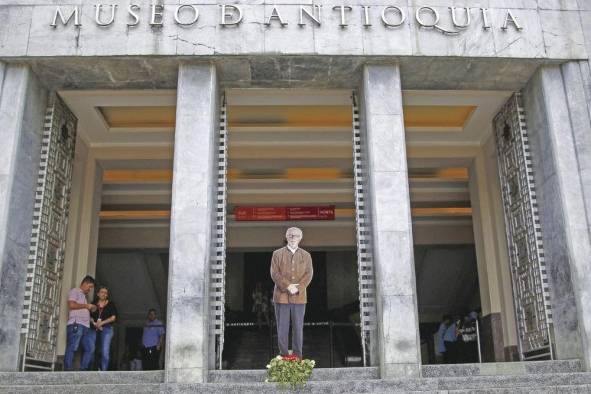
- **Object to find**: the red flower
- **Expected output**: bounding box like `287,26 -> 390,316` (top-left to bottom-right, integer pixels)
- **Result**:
282,354 -> 300,362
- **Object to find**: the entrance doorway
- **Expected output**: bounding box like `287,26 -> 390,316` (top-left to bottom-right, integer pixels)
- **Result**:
404,90 -> 522,364
55,90 -> 176,371
221,90 -> 363,369
241,252 -> 328,321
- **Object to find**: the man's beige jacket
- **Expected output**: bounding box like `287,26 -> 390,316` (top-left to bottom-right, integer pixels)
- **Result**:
270,246 -> 313,304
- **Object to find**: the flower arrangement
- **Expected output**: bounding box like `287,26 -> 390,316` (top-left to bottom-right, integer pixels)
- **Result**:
265,354 -> 316,389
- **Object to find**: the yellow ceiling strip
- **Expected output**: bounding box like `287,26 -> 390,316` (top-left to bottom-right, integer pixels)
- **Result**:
404,105 -> 476,128
411,207 -> 472,217
103,169 -> 173,183
99,210 -> 171,220
99,106 -> 176,128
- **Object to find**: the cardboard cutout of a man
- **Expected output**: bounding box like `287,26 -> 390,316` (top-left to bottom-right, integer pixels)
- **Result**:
270,227 -> 313,358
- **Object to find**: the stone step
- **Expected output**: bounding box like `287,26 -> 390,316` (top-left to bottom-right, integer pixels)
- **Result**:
208,360 -> 583,383
0,371 -> 164,386
1,360 -> 577,386
203,372 -> 591,392
421,359 -> 583,377
2,373 -> 591,394
208,366 -> 380,383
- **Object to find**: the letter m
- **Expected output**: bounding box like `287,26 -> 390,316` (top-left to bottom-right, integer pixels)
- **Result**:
50,6 -> 81,27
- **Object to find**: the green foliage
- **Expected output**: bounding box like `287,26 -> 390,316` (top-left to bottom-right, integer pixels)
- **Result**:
266,355 -> 315,389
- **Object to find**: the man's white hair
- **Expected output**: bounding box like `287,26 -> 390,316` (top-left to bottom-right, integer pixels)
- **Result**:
285,227 -> 303,236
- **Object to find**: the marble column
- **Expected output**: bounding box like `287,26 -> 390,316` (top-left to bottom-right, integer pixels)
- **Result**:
522,65 -> 591,370
165,63 -> 218,383
469,142 -> 518,362
360,64 -> 421,378
0,64 -> 46,371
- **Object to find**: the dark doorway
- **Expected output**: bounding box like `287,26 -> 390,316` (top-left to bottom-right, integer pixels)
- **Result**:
243,251 -> 327,320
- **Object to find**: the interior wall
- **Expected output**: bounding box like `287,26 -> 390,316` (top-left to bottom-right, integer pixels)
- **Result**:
326,250 -> 358,310
482,134 -> 518,351
227,226 -> 356,249
414,245 -> 480,323
95,251 -> 168,325
225,252 -> 245,313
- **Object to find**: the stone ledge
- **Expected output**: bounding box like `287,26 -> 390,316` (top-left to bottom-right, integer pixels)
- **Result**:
421,359 -> 582,377
0,370 -> 164,385
1,373 -> 591,394
207,366 -> 380,383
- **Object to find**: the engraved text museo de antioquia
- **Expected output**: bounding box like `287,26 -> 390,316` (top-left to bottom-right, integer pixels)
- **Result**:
50,4 -> 524,35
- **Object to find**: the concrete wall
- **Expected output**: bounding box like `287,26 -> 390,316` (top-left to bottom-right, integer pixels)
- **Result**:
361,63 -> 421,377
523,64 -> 591,369
165,63 -> 218,383
0,64 -> 46,371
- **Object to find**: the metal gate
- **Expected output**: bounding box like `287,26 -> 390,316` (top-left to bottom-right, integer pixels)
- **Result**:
211,93 -> 228,369
493,93 -> 553,360
352,92 -> 377,366
20,94 -> 77,371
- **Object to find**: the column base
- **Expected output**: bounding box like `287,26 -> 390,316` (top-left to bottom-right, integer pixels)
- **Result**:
480,313 -> 505,362
381,363 -> 420,379
504,346 -> 519,361
165,367 -> 205,383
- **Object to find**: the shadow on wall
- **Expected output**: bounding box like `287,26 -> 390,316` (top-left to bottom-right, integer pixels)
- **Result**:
96,250 -> 169,324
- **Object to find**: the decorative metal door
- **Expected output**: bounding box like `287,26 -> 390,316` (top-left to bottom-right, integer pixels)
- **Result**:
211,93 -> 228,369
20,94 -> 77,371
493,93 -> 553,360
352,92 -> 377,366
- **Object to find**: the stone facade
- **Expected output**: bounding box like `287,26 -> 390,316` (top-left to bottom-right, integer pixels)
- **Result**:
0,65 -> 46,371
0,1 -> 587,60
0,0 -> 590,385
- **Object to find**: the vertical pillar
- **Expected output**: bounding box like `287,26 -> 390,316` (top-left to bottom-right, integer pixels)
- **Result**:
0,64 -> 46,370
483,136 -> 519,361
469,140 -> 518,362
360,64 -> 420,378
469,154 -> 504,362
165,63 -> 218,383
522,65 -> 591,369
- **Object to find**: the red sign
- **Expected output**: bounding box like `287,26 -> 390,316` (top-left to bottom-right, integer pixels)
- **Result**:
234,206 -> 335,221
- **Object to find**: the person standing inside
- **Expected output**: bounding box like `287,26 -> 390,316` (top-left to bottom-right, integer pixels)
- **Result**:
458,311 -> 479,363
141,308 -> 165,370
252,281 -> 271,330
89,286 -> 117,371
64,275 -> 97,371
436,315 -> 452,363
443,315 -> 460,364
270,227 -> 313,359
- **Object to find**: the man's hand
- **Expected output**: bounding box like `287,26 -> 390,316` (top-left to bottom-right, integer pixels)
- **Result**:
287,284 -> 299,295
87,304 -> 97,312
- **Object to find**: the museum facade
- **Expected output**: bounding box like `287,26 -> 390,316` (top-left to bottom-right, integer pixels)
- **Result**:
0,0 -> 591,386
